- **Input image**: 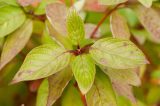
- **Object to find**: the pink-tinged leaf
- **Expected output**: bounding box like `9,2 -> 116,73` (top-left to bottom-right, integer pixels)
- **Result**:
46,2 -> 67,36
110,11 -> 130,39
47,67 -> 72,106
104,68 -> 141,86
17,0 -> 41,7
0,19 -> 33,70
84,0 -> 107,12
134,5 -> 160,43
112,81 -> 137,103
85,23 -> 101,38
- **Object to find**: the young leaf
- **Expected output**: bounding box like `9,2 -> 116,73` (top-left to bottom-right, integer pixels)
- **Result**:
134,5 -> 160,43
86,68 -> 117,106
11,44 -> 71,83
99,0 -> 127,5
46,2 -> 67,36
110,11 -> 130,39
138,0 -> 152,8
36,79 -> 49,106
112,81 -> 136,103
0,19 -> 33,70
90,37 -> 147,69
0,5 -> 26,37
67,8 -> 85,45
71,54 -> 95,94
47,67 -> 72,106
17,0 -> 41,7
61,82 -> 84,106
103,68 -> 141,86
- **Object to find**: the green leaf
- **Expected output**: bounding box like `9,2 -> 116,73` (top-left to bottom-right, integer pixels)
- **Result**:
151,70 -> 160,79
0,0 -> 19,6
104,68 -> 141,86
71,54 -> 95,94
110,11 -> 130,39
90,37 -> 147,69
134,5 -> 160,43
138,0 -> 152,8
11,44 -> 71,83
99,0 -> 127,5
67,8 -> 85,45
0,5 -> 26,37
0,19 -> 33,70
86,68 -> 117,106
47,67 -> 72,106
36,79 -> 49,106
61,82 -> 84,106
46,2 -> 67,36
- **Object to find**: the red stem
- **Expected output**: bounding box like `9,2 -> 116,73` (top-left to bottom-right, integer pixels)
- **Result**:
90,3 -> 125,38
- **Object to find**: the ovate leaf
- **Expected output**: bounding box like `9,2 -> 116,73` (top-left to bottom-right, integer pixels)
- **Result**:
36,79 -> 49,106
12,44 -> 70,83
0,5 -> 26,37
46,2 -> 67,36
0,19 -> 33,70
134,5 -> 160,43
99,0 -> 127,5
67,9 -> 85,45
61,82 -> 84,106
71,54 -> 95,94
86,68 -> 117,106
138,0 -> 152,8
47,67 -> 72,106
112,81 -> 136,103
90,38 -> 147,69
104,68 -> 141,86
110,11 -> 130,39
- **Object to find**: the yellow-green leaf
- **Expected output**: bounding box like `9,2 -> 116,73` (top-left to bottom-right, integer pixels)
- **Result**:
86,68 -> 117,106
138,0 -> 152,8
71,54 -> 95,94
0,5 -> 26,37
61,82 -> 84,106
36,79 -> 49,106
0,19 -> 33,70
12,44 -> 71,83
90,37 -> 147,69
67,9 -> 85,45
99,0 -> 127,5
110,11 -> 130,39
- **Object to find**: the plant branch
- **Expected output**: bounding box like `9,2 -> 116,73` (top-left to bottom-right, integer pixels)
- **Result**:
90,3 -> 125,38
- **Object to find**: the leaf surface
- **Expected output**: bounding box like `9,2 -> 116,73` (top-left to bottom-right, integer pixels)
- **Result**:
90,38 -> 147,69
36,79 -> 49,106
99,0 -> 127,5
0,19 -> 33,70
47,67 -> 72,106
71,54 -> 95,94
110,11 -> 130,39
134,5 -> 160,43
67,8 -> 85,45
86,68 -> 117,106
104,68 -> 141,86
12,44 -> 70,83
0,5 -> 26,37
46,2 -> 67,36
138,0 -> 152,8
